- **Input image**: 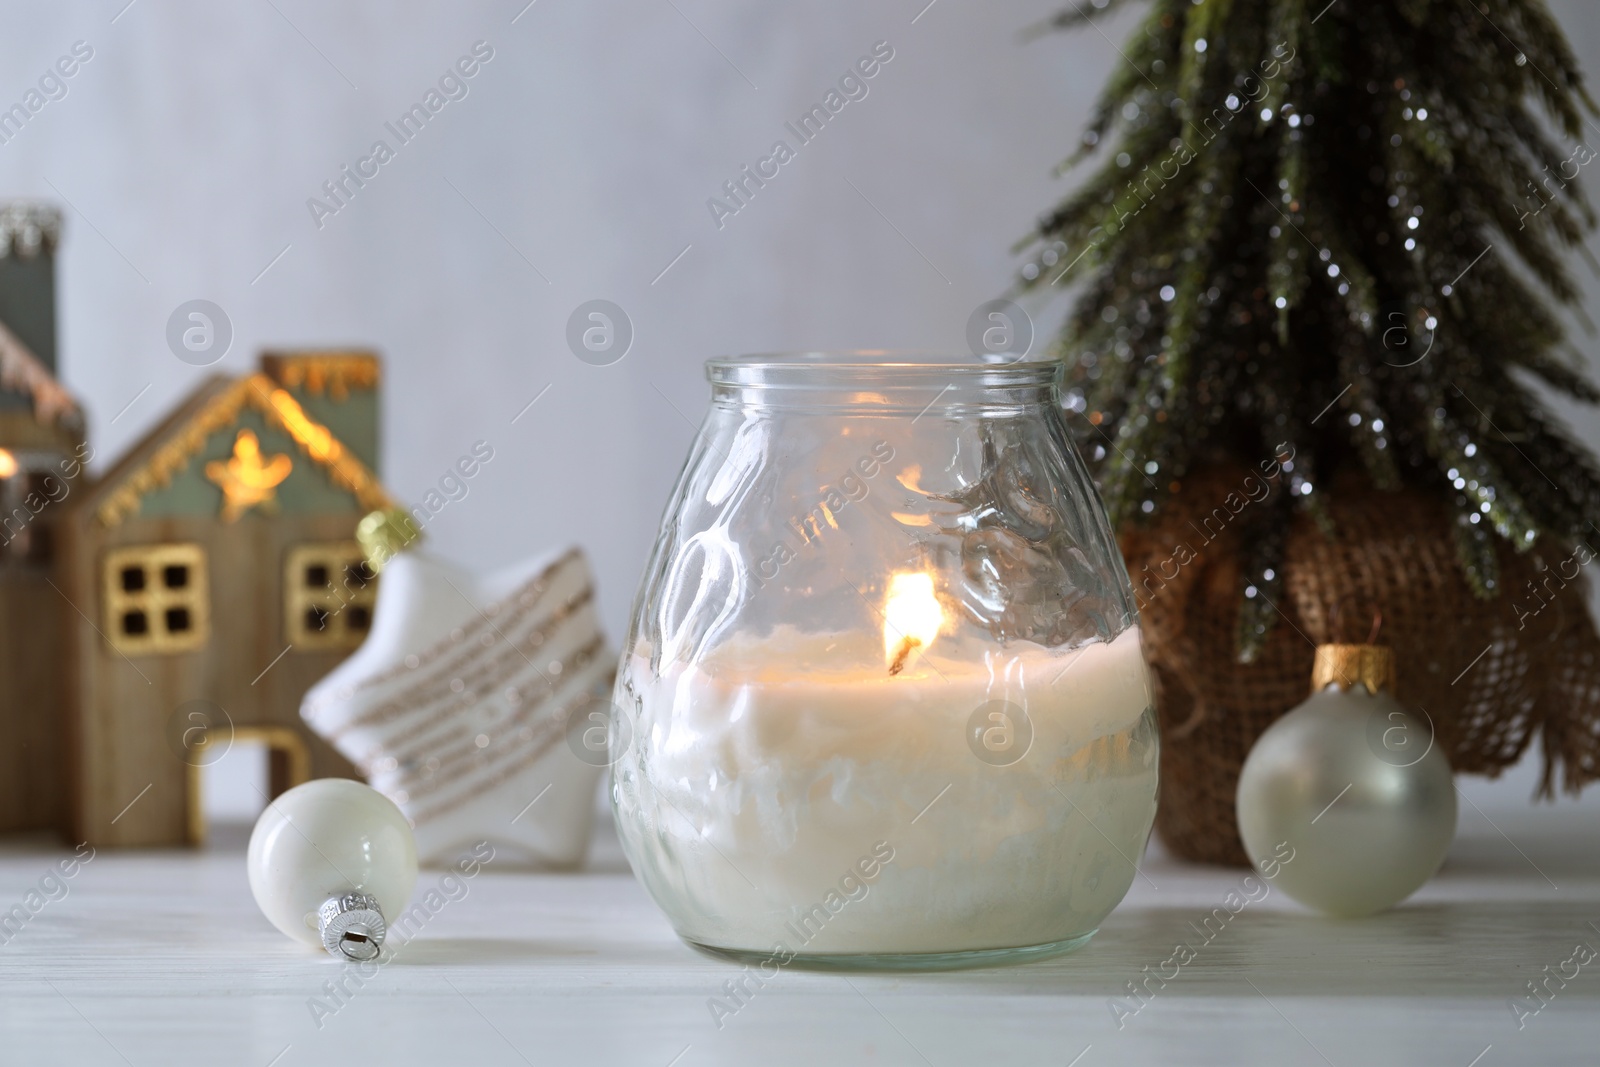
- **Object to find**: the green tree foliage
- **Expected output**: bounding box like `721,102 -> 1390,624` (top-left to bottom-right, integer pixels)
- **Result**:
1018,0 -> 1600,657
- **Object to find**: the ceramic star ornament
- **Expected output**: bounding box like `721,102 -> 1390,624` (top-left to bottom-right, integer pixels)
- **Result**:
301,516 -> 615,868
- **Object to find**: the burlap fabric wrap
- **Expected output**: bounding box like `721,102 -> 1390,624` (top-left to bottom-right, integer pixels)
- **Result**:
1121,466 -> 1600,866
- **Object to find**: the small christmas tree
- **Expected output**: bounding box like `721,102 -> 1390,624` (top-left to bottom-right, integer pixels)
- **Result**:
1019,0 -> 1600,658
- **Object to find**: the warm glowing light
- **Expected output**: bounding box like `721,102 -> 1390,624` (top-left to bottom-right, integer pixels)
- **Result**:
884,572 -> 944,674
0,449 -> 15,479
205,429 -> 293,522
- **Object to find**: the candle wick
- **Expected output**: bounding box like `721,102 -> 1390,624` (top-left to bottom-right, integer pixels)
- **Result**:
888,636 -> 920,676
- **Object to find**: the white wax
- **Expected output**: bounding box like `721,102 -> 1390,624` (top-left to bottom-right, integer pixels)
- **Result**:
613,626 -> 1158,956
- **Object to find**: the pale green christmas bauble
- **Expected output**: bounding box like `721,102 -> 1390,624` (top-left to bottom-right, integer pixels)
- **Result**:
1236,645 -> 1456,917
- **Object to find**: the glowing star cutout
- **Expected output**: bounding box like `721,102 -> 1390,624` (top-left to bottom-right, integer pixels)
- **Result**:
206,428 -> 293,521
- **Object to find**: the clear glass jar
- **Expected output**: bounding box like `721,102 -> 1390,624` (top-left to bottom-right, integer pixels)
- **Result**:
611,352 -> 1157,969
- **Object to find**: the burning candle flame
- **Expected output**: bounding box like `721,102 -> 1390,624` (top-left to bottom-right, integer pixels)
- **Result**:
884,572 -> 944,675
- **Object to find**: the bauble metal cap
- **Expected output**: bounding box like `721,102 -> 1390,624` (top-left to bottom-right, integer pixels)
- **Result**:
1310,643 -> 1396,695
318,891 -> 388,961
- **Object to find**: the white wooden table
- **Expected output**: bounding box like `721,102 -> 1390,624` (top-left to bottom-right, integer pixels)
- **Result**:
1,793 -> 1594,1066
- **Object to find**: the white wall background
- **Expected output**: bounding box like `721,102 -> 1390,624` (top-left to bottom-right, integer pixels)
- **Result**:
3,0 -> 1598,817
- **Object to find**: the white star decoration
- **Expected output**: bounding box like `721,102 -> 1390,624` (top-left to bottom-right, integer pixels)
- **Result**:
301,547 -> 613,868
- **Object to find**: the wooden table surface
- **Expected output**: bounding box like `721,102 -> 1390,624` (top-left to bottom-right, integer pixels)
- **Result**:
0,793 -> 1595,1066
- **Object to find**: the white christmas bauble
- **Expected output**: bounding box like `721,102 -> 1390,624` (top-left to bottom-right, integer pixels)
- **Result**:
1237,673 -> 1456,917
248,778 -> 418,958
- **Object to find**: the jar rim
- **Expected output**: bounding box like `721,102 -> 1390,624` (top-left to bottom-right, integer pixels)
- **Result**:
707,350 -> 1060,386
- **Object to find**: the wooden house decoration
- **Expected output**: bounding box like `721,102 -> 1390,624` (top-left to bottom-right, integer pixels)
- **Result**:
0,202 -> 89,835
62,351 -> 395,847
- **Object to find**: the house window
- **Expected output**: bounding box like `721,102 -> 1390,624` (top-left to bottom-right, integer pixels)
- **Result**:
103,543 -> 210,655
0,452 -> 66,568
285,542 -> 377,650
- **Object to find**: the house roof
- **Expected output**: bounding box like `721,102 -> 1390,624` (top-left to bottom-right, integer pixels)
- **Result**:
88,372 -> 395,528
0,314 -> 77,425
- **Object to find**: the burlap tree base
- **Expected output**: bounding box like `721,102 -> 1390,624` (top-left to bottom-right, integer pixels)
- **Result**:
1122,467 -> 1600,867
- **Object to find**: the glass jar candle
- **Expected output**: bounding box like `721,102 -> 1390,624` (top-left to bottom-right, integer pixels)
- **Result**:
611,352 -> 1157,969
